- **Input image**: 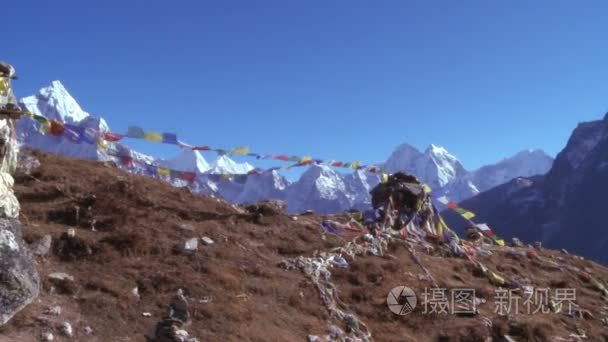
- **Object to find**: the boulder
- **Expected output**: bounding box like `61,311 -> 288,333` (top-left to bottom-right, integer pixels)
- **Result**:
0,218 -> 40,325
32,234 -> 52,256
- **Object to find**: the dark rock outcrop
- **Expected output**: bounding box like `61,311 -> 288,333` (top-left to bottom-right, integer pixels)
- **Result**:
0,218 -> 40,325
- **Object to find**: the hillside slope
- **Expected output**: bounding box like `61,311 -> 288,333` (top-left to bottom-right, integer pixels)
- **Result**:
0,150 -> 607,341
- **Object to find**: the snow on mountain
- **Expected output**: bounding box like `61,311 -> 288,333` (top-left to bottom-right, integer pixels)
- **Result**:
384,143 -> 476,202
286,165 -> 351,214
470,149 -> 553,193
208,155 -> 254,175
17,80 -> 112,161
162,149 -> 210,174
20,80 -> 90,124
14,80 -> 556,216
236,170 -> 290,204
343,169 -> 381,211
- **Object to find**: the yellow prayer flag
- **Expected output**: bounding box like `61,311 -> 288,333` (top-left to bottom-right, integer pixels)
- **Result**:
494,237 -> 505,246
300,155 -> 312,163
144,131 -> 163,142
381,172 -> 389,183
351,161 -> 360,169
0,77 -> 8,96
220,174 -> 232,180
423,184 -> 432,193
158,167 -> 171,176
461,211 -> 476,220
488,271 -> 505,285
230,146 -> 250,155
39,121 -> 51,134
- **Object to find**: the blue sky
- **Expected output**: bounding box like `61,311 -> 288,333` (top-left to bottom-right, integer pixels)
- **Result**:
5,0 -> 608,170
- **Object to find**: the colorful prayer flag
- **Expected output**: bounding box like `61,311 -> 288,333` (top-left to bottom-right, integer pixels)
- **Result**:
126,126 -> 145,139
49,121 -> 64,136
157,167 -> 170,176
103,132 -> 123,142
351,161 -> 360,169
162,133 -> 178,145
274,155 -> 290,161
437,196 -> 450,205
460,211 -> 475,220
143,131 -> 163,142
230,146 -> 250,155
180,172 -> 196,182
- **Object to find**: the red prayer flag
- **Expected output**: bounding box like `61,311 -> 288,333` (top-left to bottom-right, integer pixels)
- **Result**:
274,155 -> 290,161
180,172 -> 196,182
332,161 -> 344,167
447,201 -> 458,210
120,156 -> 133,166
103,132 -> 123,142
49,121 -> 64,136
192,146 -> 211,151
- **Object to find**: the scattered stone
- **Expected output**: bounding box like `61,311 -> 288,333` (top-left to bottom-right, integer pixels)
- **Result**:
52,232 -> 93,261
147,289 -> 198,341
200,237 -> 214,245
175,238 -> 198,254
199,296 -> 211,304
84,326 -> 93,335
61,322 -> 73,337
47,272 -> 76,295
176,223 -> 194,231
44,306 -> 62,316
534,241 -> 542,249
39,332 -> 54,341
245,200 -> 286,217
32,235 -> 53,256
302,210 -> 315,216
48,272 -> 74,282
132,286 -> 141,300
291,216 -> 298,221
0,218 -> 41,325
511,237 -> 524,247
142,312 -> 152,317
561,248 -> 569,254
67,228 -> 76,238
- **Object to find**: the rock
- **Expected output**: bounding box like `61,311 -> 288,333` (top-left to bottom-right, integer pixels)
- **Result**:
44,306 -> 62,316
0,218 -> 40,325
61,322 -> 73,337
52,232 -> 92,261
84,326 -> 93,335
534,241 -> 542,249
142,312 -> 152,317
245,200 -> 286,217
132,286 -> 141,300
47,272 -> 76,295
39,332 -> 54,341
67,228 -> 76,238
561,248 -> 569,254
16,150 -> 41,175
200,237 -> 214,246
511,237 -> 524,247
175,238 -> 198,254
48,272 -> 74,282
32,235 -> 52,256
169,289 -> 190,324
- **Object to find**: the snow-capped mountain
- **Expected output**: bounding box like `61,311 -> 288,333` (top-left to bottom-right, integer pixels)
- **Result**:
470,149 -> 554,193
236,170 -> 290,204
286,165 -> 351,214
17,81 -> 112,161
208,155 -> 254,175
448,114 -> 608,263
15,80 -> 555,216
162,149 -> 210,174
343,170 -> 381,211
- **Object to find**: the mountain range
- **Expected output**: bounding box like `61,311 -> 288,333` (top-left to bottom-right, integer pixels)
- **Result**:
16,81 -> 554,214
447,113 -> 608,263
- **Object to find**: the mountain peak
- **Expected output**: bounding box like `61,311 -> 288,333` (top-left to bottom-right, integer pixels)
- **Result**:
165,149 -> 210,174
20,80 -> 89,124
209,155 -> 254,174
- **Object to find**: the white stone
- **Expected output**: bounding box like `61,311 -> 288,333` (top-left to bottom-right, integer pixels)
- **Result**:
200,237 -> 214,245
61,322 -> 73,337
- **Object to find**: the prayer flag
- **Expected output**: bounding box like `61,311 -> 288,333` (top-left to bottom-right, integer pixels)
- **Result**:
143,131 -> 163,142
162,133 -> 178,144
49,121 -> 64,136
230,146 -> 250,155
126,126 -> 145,139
